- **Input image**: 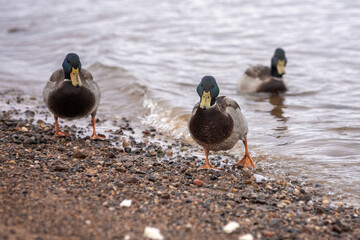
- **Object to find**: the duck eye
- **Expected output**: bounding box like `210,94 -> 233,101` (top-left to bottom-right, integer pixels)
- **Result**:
67,59 -> 70,63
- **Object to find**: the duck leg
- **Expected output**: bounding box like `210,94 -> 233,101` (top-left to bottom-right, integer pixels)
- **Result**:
90,115 -> 104,140
197,148 -> 220,170
53,115 -> 72,138
235,138 -> 255,168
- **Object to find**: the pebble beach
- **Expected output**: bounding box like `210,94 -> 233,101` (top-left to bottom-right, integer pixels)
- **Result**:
1,91 -> 359,240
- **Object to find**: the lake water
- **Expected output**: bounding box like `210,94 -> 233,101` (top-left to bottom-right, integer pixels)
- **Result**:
1,0 -> 360,206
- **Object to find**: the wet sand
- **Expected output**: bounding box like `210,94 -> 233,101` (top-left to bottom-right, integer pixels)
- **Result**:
0,91 -> 359,240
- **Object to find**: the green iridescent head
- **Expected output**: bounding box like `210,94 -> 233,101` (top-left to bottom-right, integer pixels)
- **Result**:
62,53 -> 82,87
271,48 -> 287,78
196,76 -> 219,110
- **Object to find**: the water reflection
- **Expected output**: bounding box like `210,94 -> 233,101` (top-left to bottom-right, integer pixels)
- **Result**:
269,94 -> 288,123
268,94 -> 289,137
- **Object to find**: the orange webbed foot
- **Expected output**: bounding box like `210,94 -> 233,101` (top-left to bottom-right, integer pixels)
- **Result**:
235,153 -> 255,168
53,131 -> 73,139
197,164 -> 220,171
91,134 -> 105,140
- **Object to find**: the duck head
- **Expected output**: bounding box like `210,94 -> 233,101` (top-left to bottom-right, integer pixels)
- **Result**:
62,53 -> 82,87
197,76 -> 219,110
271,48 -> 287,78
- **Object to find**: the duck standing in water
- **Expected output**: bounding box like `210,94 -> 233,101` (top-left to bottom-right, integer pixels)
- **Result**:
238,48 -> 287,93
189,76 -> 255,170
43,53 -> 104,139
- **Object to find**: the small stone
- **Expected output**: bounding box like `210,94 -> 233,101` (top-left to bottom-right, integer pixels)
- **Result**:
126,176 -> 138,183
265,184 -> 273,190
244,179 -> 253,185
161,192 -> 170,199
122,141 -> 130,148
172,182 -> 181,188
263,231 -> 274,237
277,202 -> 286,208
74,151 -> 88,159
332,225 -> 342,233
315,207 -> 325,214
227,193 -> 235,199
54,164 -> 69,171
223,221 -> 239,234
143,226 -> 164,240
193,179 -> 203,187
322,196 -> 330,205
278,194 -> 286,199
9,160 -> 16,164
334,201 -> 344,207
149,149 -> 156,156
181,146 -> 188,151
166,150 -> 173,157
85,220 -> 91,225
37,119 -> 46,126
87,169 -> 98,175
185,223 -> 192,229
120,199 -> 132,207
23,138 -> 37,144
293,188 -> 300,195
253,174 -> 266,183
239,233 -> 254,240
20,127 -> 28,132
25,110 -> 35,117
4,121 -> 14,126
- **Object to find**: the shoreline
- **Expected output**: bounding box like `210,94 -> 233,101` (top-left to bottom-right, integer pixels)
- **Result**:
0,91 -> 359,239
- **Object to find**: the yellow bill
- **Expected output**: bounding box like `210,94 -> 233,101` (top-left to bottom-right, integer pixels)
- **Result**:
70,67 -> 82,87
277,59 -> 286,75
200,91 -> 211,109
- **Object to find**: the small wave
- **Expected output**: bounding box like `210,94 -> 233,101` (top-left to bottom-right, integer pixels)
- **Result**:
141,95 -> 191,141
88,61 -> 149,119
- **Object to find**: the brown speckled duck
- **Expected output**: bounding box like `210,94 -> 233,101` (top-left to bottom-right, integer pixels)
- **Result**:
189,76 -> 255,170
238,48 -> 287,93
43,53 -> 104,139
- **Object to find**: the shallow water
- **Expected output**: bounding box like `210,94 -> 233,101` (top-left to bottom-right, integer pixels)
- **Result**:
1,0 -> 360,206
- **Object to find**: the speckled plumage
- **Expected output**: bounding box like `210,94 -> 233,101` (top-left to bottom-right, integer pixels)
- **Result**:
238,48 -> 287,93
43,68 -> 100,120
189,76 -> 254,169
43,53 -> 103,139
189,96 -> 248,151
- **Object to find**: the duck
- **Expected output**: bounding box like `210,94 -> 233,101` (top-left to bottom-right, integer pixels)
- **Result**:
43,53 -> 104,139
189,76 -> 255,170
237,48 -> 287,93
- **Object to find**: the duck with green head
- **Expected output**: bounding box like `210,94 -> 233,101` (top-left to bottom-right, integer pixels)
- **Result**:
238,48 -> 287,93
189,76 -> 255,170
43,53 -> 104,139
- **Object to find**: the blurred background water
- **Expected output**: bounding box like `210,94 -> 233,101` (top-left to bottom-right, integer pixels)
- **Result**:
1,0 -> 360,205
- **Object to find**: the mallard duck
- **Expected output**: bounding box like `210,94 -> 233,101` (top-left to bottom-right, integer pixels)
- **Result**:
43,53 -> 104,139
189,76 -> 255,170
238,48 -> 287,93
